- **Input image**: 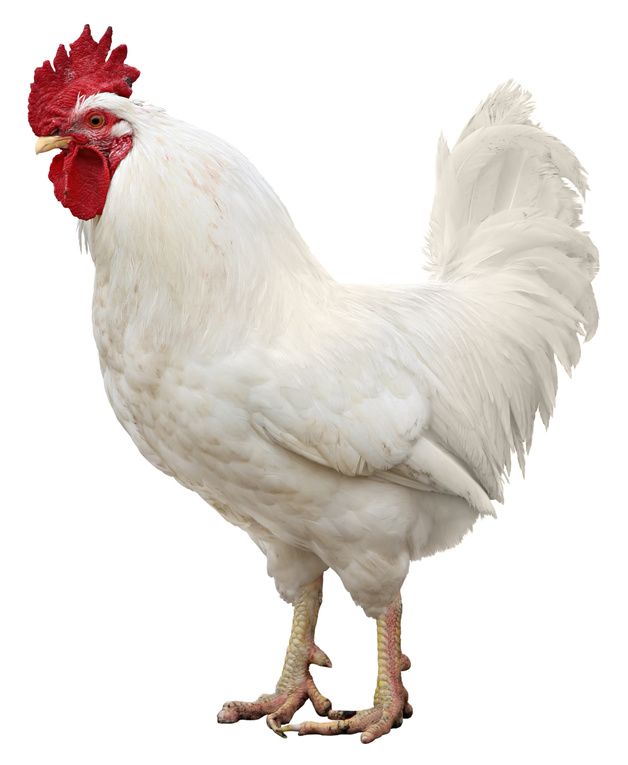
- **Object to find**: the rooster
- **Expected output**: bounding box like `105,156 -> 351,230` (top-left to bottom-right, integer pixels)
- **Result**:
29,26 -> 598,743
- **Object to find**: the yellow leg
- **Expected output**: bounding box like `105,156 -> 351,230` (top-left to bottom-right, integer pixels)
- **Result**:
217,575 -> 332,735
280,593 -> 412,743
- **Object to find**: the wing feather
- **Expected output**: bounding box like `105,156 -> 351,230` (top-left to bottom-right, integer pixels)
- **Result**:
246,82 -> 596,515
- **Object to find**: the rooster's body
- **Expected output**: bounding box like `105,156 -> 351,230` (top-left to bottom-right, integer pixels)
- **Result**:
30,27 -> 598,742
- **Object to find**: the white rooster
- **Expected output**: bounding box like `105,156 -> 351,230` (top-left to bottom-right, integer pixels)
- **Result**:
30,26 -> 598,743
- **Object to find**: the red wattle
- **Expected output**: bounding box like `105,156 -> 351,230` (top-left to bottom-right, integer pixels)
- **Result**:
48,144 -> 111,221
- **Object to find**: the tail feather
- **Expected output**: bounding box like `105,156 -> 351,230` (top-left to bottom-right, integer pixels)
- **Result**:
427,126 -> 590,275
458,80 -> 536,139
417,82 -> 598,500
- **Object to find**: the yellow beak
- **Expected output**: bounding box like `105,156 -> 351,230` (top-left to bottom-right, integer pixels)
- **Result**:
35,135 -> 73,154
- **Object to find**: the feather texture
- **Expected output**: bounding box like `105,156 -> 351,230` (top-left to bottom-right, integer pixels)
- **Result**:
65,83 -> 597,614
421,82 -> 598,498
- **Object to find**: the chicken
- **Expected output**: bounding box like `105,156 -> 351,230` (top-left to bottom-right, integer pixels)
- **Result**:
29,26 -> 598,743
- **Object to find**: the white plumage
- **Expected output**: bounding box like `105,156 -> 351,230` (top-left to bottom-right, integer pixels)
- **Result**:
75,83 -> 596,618
35,68 -> 597,739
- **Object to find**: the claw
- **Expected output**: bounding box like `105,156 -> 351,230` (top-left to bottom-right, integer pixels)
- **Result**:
276,722 -> 301,735
268,717 -> 290,738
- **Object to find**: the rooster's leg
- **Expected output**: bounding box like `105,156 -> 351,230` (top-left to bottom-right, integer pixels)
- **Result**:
217,574 -> 332,735
279,593 -> 412,743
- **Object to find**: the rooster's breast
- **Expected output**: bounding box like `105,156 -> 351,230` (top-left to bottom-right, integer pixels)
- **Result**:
93,300 -> 343,542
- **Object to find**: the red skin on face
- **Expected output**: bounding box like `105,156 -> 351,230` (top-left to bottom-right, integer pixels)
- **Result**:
29,26 -> 140,220
48,116 -> 133,220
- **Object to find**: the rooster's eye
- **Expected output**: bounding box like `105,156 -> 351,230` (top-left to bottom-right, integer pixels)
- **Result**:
88,114 -> 105,128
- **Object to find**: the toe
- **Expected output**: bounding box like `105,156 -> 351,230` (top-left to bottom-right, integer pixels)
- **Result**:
217,702 -> 243,724
306,676 -> 332,716
217,695 -> 281,723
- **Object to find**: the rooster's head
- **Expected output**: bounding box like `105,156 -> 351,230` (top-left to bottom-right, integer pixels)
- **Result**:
29,25 -> 140,220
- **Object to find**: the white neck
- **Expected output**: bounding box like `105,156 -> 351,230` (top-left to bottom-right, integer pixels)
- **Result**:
79,97 -> 334,356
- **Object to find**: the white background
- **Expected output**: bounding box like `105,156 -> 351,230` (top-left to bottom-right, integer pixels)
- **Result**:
2,2 -> 626,763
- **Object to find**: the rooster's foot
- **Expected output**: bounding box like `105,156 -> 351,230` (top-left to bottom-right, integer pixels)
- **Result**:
279,594 -> 411,743
217,576 -> 332,735
218,668 -> 332,735
281,692 -> 412,743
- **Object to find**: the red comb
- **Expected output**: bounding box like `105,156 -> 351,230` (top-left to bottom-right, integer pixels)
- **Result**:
29,25 -> 140,135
